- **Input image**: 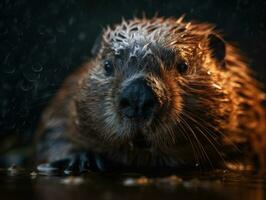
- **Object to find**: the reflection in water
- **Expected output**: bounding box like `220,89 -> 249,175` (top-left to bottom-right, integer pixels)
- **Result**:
0,170 -> 265,200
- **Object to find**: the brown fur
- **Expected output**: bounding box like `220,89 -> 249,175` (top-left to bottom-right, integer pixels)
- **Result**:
36,16 -> 266,171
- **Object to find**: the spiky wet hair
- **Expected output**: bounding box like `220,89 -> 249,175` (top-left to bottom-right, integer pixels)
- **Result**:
97,16 -> 225,62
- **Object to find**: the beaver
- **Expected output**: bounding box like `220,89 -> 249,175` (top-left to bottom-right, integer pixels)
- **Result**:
35,16 -> 266,174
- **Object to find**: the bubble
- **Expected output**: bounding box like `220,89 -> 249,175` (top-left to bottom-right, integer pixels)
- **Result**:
2,54 -> 16,74
68,17 -> 75,26
19,79 -> 34,91
31,64 -> 43,72
23,71 -> 40,82
78,32 -> 86,41
2,66 -> 16,74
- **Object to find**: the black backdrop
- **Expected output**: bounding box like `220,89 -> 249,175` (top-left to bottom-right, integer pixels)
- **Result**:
0,0 -> 265,144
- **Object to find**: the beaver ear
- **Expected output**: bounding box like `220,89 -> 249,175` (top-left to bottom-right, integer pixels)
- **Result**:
208,33 -> 226,66
91,31 -> 103,57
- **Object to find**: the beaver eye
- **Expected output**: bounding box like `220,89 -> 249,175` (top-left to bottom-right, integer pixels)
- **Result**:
104,60 -> 114,76
176,62 -> 188,74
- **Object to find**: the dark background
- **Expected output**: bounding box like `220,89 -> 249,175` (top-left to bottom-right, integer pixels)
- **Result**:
0,0 -> 265,147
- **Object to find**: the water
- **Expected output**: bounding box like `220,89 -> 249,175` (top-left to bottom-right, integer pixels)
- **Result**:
0,169 -> 265,200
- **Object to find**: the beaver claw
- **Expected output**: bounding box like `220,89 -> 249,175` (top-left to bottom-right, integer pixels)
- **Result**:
37,152 -> 90,175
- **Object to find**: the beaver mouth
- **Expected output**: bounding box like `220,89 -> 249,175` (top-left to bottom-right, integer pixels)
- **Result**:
131,133 -> 151,149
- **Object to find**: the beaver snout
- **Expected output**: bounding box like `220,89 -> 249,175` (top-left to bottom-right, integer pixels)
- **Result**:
119,78 -> 158,120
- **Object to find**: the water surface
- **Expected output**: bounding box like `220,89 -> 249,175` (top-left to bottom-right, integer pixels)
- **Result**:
0,169 -> 264,200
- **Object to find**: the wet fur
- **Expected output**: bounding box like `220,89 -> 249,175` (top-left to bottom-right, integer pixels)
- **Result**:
36,16 -> 266,171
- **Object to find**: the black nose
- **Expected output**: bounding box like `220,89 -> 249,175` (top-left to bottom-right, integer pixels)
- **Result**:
119,78 -> 157,119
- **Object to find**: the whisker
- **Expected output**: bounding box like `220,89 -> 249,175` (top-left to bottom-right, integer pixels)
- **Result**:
180,111 -> 229,168
181,116 -> 215,169
183,109 -> 241,153
178,121 -> 201,166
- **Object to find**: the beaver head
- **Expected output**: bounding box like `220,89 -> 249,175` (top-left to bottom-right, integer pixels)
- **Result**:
75,17 -> 265,168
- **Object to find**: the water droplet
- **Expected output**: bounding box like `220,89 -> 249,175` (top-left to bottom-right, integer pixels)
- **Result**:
213,83 -> 222,90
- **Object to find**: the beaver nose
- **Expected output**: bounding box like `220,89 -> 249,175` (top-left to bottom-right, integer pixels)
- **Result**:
119,78 -> 157,119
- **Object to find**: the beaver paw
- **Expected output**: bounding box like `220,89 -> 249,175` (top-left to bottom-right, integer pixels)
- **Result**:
37,152 -> 90,175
